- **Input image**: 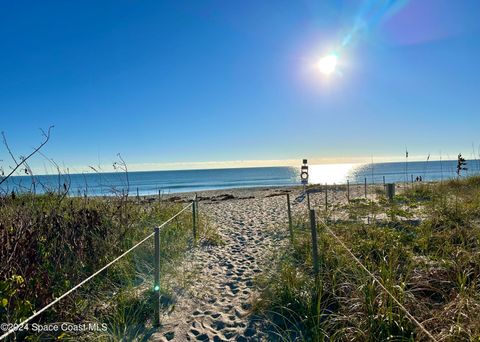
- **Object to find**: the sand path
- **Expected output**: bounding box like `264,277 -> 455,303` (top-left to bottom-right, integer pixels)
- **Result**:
150,184 -> 374,341
151,191 -> 291,342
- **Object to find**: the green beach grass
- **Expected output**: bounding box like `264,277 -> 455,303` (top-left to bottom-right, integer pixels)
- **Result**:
255,177 -> 480,341
0,193 -> 213,341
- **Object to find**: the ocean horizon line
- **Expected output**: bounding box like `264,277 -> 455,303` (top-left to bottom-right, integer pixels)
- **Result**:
20,157 -> 469,177
4,159 -> 479,197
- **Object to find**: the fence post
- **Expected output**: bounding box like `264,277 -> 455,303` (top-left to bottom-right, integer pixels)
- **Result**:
364,178 -> 367,199
192,196 -> 197,242
195,193 -> 199,224
306,190 -> 311,211
325,183 -> 328,212
286,194 -> 293,243
347,180 -> 350,202
153,226 -> 161,327
136,187 -> 139,201
383,175 -> 385,186
386,183 -> 395,201
309,209 -> 320,277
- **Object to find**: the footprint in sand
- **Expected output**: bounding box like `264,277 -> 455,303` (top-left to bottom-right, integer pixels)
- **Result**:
151,192 -> 291,341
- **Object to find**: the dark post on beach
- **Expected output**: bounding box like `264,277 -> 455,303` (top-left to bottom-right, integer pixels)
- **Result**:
364,178 -> 367,198
153,226 -> 161,326
325,183 -> 328,212
286,193 -> 293,242
386,183 -> 395,202
306,189 -> 311,211
195,193 -> 199,223
347,180 -> 350,202
309,209 -> 320,277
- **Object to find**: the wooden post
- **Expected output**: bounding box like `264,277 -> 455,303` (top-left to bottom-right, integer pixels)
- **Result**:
325,183 -> 328,212
192,197 -> 197,242
309,209 -> 320,277
364,178 -> 367,199
153,226 -> 161,327
386,183 -> 395,201
158,189 -> 161,202
136,187 -> 139,201
195,194 -> 199,224
286,194 -> 293,242
306,190 -> 311,211
383,175 -> 385,186
411,174 -> 414,184
347,180 -> 350,202
333,183 -> 336,222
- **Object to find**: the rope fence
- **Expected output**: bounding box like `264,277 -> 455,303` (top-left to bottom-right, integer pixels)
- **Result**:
0,200 -> 196,341
1,185 -> 442,340
285,188 -> 437,340
314,212 -> 437,341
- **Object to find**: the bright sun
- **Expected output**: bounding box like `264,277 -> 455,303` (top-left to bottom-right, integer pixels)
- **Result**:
317,53 -> 338,75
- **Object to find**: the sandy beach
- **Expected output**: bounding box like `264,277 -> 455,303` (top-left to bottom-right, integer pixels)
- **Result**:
150,183 -> 386,341
3,2 -> 479,340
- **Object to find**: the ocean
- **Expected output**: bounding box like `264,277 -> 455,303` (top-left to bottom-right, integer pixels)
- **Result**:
3,160 -> 480,196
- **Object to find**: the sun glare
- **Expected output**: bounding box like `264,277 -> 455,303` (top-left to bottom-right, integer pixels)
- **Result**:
317,53 -> 338,75
308,163 -> 356,184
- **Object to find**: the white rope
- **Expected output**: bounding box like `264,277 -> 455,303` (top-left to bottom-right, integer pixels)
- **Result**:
314,214 -> 437,341
0,202 -> 193,341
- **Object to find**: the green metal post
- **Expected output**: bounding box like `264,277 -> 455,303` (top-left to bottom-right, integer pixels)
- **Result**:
153,226 -> 160,326
192,196 -> 197,242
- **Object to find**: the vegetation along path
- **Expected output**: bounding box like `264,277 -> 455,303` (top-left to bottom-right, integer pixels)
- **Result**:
151,189 -> 292,342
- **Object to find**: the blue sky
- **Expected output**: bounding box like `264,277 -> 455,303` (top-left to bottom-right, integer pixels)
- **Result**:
1,0 -> 480,172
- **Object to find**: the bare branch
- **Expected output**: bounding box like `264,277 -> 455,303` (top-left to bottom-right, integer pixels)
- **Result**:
2,131 -> 19,165
0,125 -> 54,186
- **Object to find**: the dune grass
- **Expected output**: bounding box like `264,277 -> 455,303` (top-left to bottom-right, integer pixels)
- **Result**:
255,177 -> 480,341
0,193 -> 213,341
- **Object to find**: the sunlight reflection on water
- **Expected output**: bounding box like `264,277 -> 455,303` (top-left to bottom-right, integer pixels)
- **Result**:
307,163 -> 360,184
